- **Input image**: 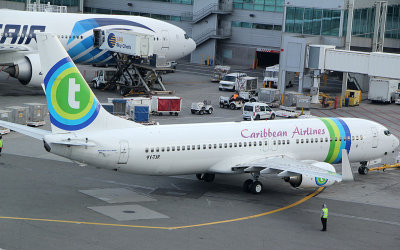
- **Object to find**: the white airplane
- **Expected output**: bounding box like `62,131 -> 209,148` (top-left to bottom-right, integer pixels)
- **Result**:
0,33 -> 398,194
0,9 -> 196,86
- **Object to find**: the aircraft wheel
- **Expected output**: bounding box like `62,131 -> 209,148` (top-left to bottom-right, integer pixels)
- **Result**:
358,166 -> 369,175
250,181 -> 263,194
242,179 -> 253,193
196,173 -> 203,180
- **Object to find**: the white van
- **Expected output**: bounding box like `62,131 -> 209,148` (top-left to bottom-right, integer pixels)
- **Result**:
243,102 -> 275,120
219,72 -> 247,91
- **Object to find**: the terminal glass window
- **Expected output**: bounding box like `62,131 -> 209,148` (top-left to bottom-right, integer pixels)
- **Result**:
285,7 -> 341,37
233,0 -> 284,13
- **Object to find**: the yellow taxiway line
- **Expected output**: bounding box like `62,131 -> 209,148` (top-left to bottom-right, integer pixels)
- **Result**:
0,187 -> 324,230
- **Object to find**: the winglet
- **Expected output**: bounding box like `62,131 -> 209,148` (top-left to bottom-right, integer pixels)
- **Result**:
341,149 -> 354,182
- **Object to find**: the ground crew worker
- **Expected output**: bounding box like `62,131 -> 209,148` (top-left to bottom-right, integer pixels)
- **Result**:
232,93 -> 239,100
0,135 -> 3,156
321,203 -> 328,231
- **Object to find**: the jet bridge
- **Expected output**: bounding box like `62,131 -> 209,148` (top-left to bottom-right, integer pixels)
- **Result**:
93,29 -> 170,95
306,45 -> 400,103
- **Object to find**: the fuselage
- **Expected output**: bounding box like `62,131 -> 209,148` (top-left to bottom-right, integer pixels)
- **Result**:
46,117 -> 399,176
0,9 -> 196,64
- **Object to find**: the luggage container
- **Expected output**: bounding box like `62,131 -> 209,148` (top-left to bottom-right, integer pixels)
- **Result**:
296,96 -> 311,110
259,88 -> 280,103
6,106 -> 28,125
0,110 -> 12,135
125,97 -> 152,111
24,103 -> 47,126
282,92 -> 301,107
102,103 -> 114,114
128,106 -> 150,122
112,99 -> 127,115
151,96 -> 182,116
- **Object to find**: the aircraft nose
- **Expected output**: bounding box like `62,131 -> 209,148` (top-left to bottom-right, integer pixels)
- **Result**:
188,38 -> 196,53
394,136 -> 400,149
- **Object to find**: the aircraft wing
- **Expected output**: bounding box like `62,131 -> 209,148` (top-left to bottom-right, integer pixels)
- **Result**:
0,44 -> 31,53
0,120 -> 50,140
229,156 -> 342,182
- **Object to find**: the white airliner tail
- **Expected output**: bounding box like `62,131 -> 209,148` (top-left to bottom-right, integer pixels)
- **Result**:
36,33 -> 141,134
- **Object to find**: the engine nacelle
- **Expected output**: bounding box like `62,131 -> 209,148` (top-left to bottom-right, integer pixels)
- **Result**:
4,54 -> 42,87
288,161 -> 337,188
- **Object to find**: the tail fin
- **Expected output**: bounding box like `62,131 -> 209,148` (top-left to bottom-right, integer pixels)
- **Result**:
36,33 -> 140,134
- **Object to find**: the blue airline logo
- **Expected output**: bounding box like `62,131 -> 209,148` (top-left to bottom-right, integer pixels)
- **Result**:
0,24 -> 46,44
107,33 -> 116,48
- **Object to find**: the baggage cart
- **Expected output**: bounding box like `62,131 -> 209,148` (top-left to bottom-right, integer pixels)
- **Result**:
151,96 -> 182,116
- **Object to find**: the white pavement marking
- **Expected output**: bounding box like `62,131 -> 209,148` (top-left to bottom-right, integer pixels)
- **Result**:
303,209 -> 400,227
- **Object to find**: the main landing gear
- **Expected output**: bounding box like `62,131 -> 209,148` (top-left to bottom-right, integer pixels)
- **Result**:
196,173 -> 215,182
243,173 -> 263,194
358,161 -> 369,175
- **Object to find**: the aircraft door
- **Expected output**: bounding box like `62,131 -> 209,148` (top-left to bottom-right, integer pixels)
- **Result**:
118,141 -> 129,164
161,30 -> 169,49
371,127 -> 378,148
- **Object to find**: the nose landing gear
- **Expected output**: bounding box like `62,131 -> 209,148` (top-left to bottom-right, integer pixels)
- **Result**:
196,173 -> 215,182
358,162 -> 369,175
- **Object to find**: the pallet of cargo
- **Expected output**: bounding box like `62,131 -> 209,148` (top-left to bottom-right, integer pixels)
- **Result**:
0,128 -> 10,135
27,121 -> 46,127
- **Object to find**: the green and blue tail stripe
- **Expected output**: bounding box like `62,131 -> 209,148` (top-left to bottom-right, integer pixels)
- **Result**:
320,118 -> 351,163
44,57 -> 100,131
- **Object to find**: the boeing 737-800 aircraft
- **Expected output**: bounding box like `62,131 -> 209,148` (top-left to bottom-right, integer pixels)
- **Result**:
0,9 -> 196,86
0,33 -> 398,195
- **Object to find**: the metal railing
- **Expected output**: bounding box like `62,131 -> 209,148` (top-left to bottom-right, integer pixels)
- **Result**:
182,2 -> 233,23
193,28 -> 232,45
27,2 -> 67,13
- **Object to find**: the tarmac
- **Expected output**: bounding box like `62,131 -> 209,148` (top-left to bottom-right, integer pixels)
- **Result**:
0,63 -> 399,250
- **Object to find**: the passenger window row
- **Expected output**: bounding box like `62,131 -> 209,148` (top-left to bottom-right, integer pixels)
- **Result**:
295,135 -> 363,144
0,33 -> 84,39
145,139 -> 291,153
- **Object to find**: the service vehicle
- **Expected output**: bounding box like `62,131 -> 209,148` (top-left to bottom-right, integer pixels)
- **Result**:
219,72 -> 247,91
368,77 -> 400,103
219,96 -> 244,110
395,91 -> 400,105
243,102 -> 275,120
191,100 -> 213,115
92,70 -> 117,89
263,65 -> 294,88
211,65 -> 230,82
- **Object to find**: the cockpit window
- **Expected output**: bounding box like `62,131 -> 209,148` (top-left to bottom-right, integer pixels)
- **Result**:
384,130 -> 391,136
184,34 -> 189,39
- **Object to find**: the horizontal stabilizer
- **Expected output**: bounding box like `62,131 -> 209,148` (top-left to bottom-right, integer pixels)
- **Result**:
0,120 -> 50,140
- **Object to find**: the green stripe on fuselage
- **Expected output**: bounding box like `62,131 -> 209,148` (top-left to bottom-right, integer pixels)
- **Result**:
320,118 -> 340,163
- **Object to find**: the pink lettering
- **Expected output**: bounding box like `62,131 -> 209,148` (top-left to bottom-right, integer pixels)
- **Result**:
241,129 -> 249,138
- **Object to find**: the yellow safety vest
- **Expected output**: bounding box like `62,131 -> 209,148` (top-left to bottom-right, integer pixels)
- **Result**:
321,208 -> 328,218
0,139 -> 3,148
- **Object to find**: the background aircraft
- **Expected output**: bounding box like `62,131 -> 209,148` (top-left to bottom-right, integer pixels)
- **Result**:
0,33 -> 398,194
0,9 -> 196,87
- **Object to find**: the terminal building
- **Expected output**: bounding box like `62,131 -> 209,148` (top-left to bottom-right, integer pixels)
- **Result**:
1,0 -> 399,70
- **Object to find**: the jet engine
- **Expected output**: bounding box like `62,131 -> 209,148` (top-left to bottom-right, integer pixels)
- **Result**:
286,162 -> 337,188
3,54 -> 42,87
